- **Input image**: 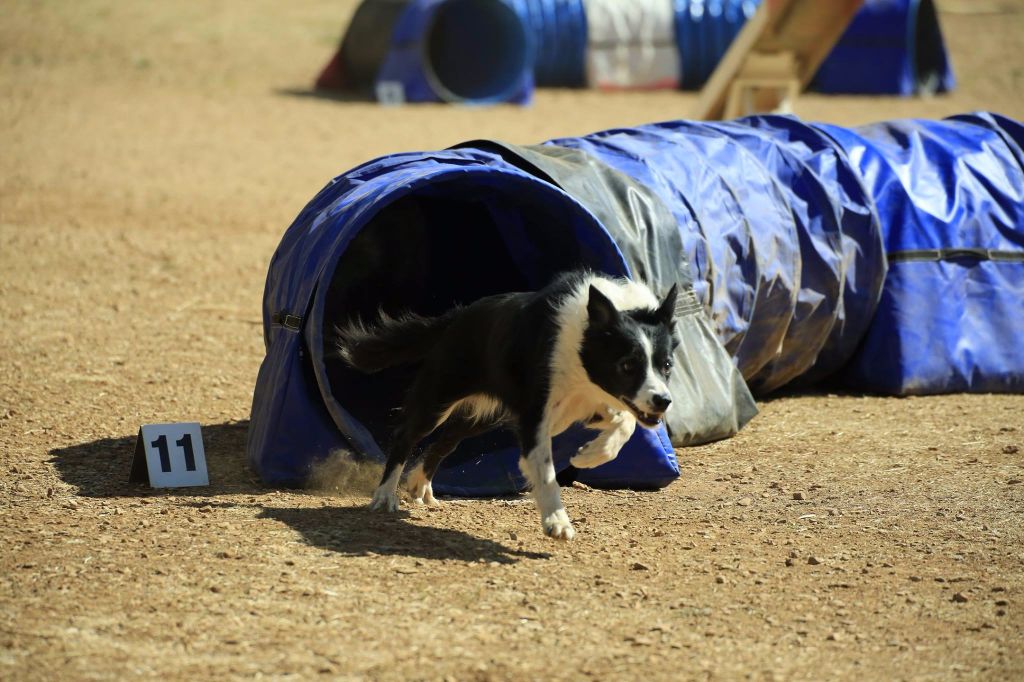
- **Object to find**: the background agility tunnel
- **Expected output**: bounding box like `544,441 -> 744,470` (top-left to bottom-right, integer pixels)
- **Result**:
315,0 -> 955,103
249,112 -> 1024,496
318,0 -> 534,104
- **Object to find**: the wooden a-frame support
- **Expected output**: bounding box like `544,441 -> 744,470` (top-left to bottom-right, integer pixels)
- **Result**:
693,0 -> 864,120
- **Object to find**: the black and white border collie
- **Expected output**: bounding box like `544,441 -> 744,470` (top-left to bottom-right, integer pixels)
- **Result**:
336,272 -> 678,540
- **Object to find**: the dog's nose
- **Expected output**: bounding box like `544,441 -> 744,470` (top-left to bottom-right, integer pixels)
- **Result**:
651,393 -> 672,412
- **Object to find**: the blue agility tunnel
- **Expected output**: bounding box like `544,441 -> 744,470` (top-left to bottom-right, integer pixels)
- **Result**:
319,0 -> 534,104
249,112 -> 1024,495
249,145 -> 754,495
316,0 -> 954,103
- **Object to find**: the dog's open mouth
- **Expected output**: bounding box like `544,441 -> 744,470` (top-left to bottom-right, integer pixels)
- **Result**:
621,398 -> 663,427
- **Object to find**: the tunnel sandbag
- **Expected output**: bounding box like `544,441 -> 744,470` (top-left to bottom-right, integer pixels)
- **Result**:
375,0 -> 534,104
248,147 -> 683,494
813,0 -> 955,95
817,113 -> 1024,394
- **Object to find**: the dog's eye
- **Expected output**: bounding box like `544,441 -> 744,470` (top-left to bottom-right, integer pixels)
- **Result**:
662,362 -> 672,377
619,359 -> 636,374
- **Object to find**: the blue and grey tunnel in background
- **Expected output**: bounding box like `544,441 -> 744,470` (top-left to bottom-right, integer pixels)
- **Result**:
249,112 -> 1024,497
316,0 -> 954,103
321,0 -> 534,104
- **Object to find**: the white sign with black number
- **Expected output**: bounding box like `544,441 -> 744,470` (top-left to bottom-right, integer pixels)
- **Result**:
130,422 -> 209,488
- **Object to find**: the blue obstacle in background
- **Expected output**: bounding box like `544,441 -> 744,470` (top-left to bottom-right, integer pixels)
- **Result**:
514,0 -> 587,87
376,0 -> 534,104
249,112 -> 1024,495
812,0 -> 955,95
674,0 -> 759,90
316,0 -> 954,103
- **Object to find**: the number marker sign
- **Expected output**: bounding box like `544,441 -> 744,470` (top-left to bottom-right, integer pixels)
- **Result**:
129,422 -> 210,488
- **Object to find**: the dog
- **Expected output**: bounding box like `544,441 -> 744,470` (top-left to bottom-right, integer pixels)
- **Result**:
335,271 -> 678,540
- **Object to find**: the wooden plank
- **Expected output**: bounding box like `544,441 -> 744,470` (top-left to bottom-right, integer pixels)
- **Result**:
723,76 -> 799,119
775,0 -> 865,87
692,0 -> 864,120
691,0 -> 774,122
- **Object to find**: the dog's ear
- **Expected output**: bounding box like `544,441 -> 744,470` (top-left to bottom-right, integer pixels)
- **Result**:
656,283 -> 679,325
587,285 -> 619,329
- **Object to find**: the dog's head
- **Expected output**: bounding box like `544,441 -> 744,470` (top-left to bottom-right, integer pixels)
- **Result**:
580,283 -> 679,428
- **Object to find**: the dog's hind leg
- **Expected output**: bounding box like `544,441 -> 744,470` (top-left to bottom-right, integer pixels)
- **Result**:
406,415 -> 501,506
517,411 -> 575,541
370,410 -> 441,513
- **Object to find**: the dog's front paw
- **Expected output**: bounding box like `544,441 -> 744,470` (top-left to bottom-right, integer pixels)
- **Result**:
542,509 -> 576,541
368,486 -> 400,512
570,443 -> 614,470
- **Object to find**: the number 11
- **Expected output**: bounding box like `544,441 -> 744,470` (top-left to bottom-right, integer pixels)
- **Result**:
149,433 -> 197,472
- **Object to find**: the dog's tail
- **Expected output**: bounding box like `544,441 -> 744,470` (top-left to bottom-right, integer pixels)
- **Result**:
334,309 -> 456,373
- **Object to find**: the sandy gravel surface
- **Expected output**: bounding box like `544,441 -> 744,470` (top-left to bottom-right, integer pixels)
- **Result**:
2,1 -> 1023,679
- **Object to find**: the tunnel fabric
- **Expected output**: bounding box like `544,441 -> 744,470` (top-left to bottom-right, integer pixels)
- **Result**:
249,112 -> 1024,495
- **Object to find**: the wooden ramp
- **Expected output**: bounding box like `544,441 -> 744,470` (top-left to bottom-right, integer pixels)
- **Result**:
693,0 -> 864,120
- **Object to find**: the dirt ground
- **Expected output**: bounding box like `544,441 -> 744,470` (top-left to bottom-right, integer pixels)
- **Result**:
2,1 -> 1023,680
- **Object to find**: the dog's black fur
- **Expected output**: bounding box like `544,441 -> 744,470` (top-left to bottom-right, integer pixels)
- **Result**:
336,271 -> 678,540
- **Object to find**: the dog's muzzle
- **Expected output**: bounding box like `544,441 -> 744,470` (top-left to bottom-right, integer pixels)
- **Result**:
621,397 -> 667,428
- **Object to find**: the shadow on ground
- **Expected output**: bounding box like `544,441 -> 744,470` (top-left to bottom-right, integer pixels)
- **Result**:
49,420 -> 259,497
275,87 -> 376,104
258,504 -> 552,564
50,422 -> 548,563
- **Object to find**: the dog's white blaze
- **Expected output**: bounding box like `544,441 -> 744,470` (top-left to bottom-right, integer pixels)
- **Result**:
548,275 -> 661,433
633,332 -> 670,414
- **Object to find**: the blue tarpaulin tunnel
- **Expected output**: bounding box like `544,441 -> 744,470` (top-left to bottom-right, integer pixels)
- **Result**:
316,0 -> 954,103
249,147 -> 748,495
249,112 -> 1024,496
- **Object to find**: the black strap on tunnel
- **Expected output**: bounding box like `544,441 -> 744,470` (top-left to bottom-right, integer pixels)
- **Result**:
270,311 -> 303,331
889,248 -> 1024,263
